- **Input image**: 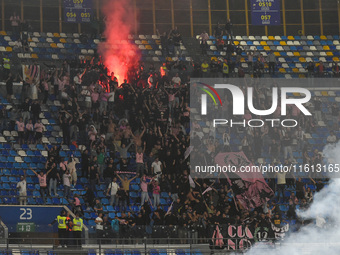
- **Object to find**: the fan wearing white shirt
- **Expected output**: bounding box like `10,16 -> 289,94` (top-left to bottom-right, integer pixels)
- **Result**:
17,175 -> 27,205
107,177 -> 120,206
171,73 -> 181,87
327,131 -> 337,144
95,213 -> 104,243
151,157 -> 163,176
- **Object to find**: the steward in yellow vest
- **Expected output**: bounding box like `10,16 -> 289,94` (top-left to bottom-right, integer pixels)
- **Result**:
222,60 -> 229,78
3,57 -> 10,79
72,212 -> 83,247
49,210 -> 70,248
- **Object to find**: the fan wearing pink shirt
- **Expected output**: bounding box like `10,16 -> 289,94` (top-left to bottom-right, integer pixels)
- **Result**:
140,175 -> 150,204
34,119 -> 44,144
88,125 -> 97,146
57,76 -> 65,94
152,180 -> 161,207
26,119 -> 34,144
60,158 -> 68,172
91,88 -> 100,110
136,146 -> 145,175
30,167 -> 53,204
41,80 -> 49,104
16,117 -> 25,144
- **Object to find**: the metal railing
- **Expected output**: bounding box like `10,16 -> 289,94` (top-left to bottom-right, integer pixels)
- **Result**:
0,219 -> 8,244
1,237 -> 278,254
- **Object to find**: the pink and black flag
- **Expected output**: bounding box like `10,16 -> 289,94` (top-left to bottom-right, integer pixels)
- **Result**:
214,151 -> 274,210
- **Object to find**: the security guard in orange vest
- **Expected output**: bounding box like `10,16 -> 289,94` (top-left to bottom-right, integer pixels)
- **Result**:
49,210 -> 70,248
72,212 -> 83,247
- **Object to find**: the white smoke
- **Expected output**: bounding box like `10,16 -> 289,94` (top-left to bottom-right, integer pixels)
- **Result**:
246,141 -> 340,255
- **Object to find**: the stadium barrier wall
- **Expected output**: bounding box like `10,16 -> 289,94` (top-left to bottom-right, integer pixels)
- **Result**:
0,205 -> 89,244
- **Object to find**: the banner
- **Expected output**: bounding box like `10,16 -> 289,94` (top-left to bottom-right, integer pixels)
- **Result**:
184,145 -> 193,159
22,65 -> 40,85
63,0 -> 93,23
215,151 -> 274,209
213,223 -> 289,250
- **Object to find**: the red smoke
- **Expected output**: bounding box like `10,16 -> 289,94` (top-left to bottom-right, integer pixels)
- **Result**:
98,0 -> 140,84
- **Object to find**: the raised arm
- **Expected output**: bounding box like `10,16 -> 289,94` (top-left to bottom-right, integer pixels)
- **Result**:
80,67 -> 87,78
163,88 -> 170,95
29,167 -> 38,176
129,175 -> 138,181
116,174 -> 123,182
129,130 -> 137,140
126,141 -> 133,150
143,101 -> 150,112
158,126 -> 162,137
46,167 -> 53,176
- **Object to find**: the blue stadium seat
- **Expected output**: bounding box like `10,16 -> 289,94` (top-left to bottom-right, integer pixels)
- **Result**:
101,198 -> 109,205
53,198 -> 61,205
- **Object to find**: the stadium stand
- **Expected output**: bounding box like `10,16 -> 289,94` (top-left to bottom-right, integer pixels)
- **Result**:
0,33 -> 332,229
0,3 -> 336,254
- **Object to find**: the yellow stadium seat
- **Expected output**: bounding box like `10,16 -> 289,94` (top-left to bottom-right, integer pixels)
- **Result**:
28,38 -> 32,42
274,52 -> 280,57
31,54 -> 38,59
0,31 -> 7,36
321,91 -> 328,96
323,46 -> 330,51
333,57 -> 339,62
287,36 -> 295,40
145,45 -> 152,50
326,52 -> 333,56
60,38 -> 66,43
260,41 -> 267,46
50,43 -> 57,48
264,46 -> 270,51
155,40 -> 160,44
293,52 -> 300,56
280,41 -> 287,46
141,40 -> 148,44
279,68 -> 286,73
53,33 -> 60,37
5,47 -> 12,52
298,74 -> 306,78
268,36 -> 275,40
299,57 -> 306,62
320,35 -> 327,40
233,41 -> 239,45
293,68 -> 299,73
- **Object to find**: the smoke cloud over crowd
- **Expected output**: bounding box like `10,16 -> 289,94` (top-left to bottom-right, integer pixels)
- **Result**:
98,0 -> 140,83
246,141 -> 340,254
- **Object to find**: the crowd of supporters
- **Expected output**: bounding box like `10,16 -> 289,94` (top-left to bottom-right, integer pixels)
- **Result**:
0,27 -> 333,242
